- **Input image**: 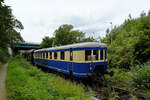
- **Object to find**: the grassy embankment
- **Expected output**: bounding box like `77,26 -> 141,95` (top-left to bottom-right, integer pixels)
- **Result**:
6,56 -> 92,100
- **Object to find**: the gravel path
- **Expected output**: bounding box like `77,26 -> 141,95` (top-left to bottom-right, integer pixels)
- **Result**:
0,61 -> 9,100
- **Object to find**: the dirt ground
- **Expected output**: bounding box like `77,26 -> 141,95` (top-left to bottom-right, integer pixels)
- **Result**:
0,61 -> 9,100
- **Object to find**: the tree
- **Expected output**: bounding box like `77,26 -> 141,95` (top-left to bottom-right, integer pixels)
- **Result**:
106,28 -> 110,34
40,37 -> 54,48
81,37 -> 95,42
42,24 -> 96,48
128,13 -> 132,20
101,10 -> 150,68
0,0 -> 24,62
53,24 -> 85,46
140,11 -> 146,17
0,1 -> 24,48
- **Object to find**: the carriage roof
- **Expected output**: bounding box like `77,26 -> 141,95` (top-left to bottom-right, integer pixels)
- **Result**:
35,42 -> 106,52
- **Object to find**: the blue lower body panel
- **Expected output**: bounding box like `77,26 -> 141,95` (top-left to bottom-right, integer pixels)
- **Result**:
34,59 -> 107,77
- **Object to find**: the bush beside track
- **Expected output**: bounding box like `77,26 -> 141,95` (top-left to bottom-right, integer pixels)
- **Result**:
132,66 -> 150,94
6,56 -> 92,100
105,67 -> 150,95
105,68 -> 133,90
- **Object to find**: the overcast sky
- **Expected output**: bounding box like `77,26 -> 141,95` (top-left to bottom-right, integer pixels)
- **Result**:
5,0 -> 150,43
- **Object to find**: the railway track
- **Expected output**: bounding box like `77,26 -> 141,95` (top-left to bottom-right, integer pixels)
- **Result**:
93,86 -> 150,100
90,79 -> 150,100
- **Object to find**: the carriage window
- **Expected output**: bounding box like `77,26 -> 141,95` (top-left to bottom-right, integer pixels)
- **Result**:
49,52 -> 52,59
61,51 -> 65,60
93,50 -> 99,60
46,52 -> 48,59
85,50 -> 91,61
54,52 -> 57,59
43,53 -> 46,59
100,50 -> 103,60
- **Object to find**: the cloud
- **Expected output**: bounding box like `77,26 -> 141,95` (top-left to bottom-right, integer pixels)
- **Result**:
5,0 -> 150,43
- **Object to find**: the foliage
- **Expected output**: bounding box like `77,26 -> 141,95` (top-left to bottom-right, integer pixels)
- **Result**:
132,66 -> 150,93
53,24 -> 84,46
40,36 -> 55,48
0,1 -> 24,49
0,47 -> 9,63
144,59 -> 150,67
101,11 -> 150,68
40,24 -> 96,48
6,56 -> 92,100
105,67 -> 150,95
81,37 -> 96,42
105,68 -> 132,90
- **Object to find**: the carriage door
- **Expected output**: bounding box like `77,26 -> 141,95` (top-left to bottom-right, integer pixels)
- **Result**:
68,48 -> 73,74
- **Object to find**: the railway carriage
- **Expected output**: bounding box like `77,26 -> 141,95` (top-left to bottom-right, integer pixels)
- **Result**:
33,42 -> 108,77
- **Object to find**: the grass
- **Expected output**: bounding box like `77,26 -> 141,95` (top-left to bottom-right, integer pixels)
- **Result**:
6,56 -> 92,100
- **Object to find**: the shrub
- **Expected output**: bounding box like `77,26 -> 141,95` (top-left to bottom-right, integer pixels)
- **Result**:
105,68 -> 132,90
132,66 -> 150,93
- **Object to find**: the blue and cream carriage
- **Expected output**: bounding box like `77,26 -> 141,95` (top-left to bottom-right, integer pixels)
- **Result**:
33,42 -> 107,77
